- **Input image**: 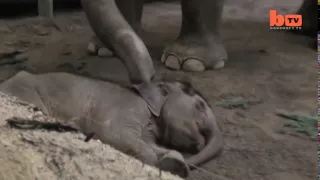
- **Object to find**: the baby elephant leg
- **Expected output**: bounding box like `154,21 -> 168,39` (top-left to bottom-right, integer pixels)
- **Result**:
92,127 -> 189,177
109,136 -> 188,177
119,139 -> 189,177
156,150 -> 189,178
0,71 -> 49,114
149,143 -> 190,178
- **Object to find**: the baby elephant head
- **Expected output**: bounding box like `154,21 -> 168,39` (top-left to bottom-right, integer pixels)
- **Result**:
156,81 -> 223,167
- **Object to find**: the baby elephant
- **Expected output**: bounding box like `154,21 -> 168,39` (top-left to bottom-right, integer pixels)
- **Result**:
0,71 -> 223,177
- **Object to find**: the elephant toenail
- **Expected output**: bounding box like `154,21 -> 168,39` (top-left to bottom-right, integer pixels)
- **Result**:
214,60 -> 225,69
160,53 -> 167,63
182,59 -> 205,72
87,42 -> 98,55
165,55 -> 181,70
97,47 -> 113,57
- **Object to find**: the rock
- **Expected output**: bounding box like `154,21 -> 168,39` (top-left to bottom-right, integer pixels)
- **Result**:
0,92 -> 182,180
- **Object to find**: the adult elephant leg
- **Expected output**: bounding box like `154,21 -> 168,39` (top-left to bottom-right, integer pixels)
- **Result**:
87,0 -> 144,57
161,0 -> 227,72
291,0 -> 316,38
82,0 -> 167,116
116,0 -> 144,30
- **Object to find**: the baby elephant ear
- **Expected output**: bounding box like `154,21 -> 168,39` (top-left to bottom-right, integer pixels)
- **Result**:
133,82 -> 168,117
157,82 -> 171,96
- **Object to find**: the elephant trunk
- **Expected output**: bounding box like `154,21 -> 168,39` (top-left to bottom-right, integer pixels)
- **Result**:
186,120 -> 223,167
80,0 -> 154,84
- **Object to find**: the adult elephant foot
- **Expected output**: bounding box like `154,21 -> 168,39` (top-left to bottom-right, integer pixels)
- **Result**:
161,34 -> 227,72
161,0 -> 226,72
289,0 -> 316,38
87,25 -> 146,58
156,150 -> 189,178
86,0 -> 144,58
87,36 -> 114,57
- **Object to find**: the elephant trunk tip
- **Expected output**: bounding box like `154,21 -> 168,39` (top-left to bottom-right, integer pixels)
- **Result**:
186,125 -> 224,167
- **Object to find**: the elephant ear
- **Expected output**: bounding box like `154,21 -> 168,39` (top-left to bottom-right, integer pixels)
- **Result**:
133,82 -> 168,117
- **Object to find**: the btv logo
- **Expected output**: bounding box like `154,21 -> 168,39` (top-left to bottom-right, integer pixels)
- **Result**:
269,10 -> 302,30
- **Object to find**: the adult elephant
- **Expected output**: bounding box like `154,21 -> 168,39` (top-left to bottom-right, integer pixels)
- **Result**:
83,0 -> 316,73
81,0 -> 316,115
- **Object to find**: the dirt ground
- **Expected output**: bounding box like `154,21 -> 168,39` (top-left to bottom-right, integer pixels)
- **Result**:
0,1 -> 316,180
0,93 -> 182,180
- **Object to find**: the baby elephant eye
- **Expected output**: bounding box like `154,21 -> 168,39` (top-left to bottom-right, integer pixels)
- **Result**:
195,100 -> 206,112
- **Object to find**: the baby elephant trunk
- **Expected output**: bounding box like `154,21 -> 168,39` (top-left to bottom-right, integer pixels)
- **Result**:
186,120 -> 223,167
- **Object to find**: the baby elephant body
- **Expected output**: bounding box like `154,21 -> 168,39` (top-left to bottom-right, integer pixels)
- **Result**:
0,71 -> 223,178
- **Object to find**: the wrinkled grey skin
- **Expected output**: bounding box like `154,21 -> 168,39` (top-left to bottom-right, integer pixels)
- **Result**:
81,0 -> 168,118
293,0 -> 316,38
81,0 -> 316,114
0,71 -> 223,178
82,0 -> 316,72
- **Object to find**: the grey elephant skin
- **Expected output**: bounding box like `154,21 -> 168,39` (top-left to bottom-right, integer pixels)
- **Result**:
81,0 -> 316,72
0,0 -> 78,3
0,71 -> 223,178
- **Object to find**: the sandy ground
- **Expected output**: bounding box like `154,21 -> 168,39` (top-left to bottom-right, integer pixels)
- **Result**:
0,92 -> 182,180
0,0 -> 317,180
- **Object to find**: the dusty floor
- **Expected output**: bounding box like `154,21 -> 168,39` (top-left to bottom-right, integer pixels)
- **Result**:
0,93 -> 182,180
0,1 -> 317,180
